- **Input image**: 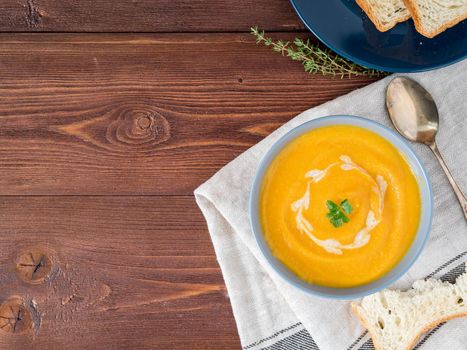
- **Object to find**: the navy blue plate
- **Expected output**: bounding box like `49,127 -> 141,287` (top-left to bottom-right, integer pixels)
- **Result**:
290,0 -> 467,72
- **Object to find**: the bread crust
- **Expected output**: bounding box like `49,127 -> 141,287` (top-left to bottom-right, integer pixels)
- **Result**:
351,302 -> 384,350
356,0 -> 411,32
403,0 -> 467,38
404,312 -> 467,350
351,301 -> 467,350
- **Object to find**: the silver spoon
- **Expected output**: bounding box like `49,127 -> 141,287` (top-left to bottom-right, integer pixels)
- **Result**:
386,76 -> 467,220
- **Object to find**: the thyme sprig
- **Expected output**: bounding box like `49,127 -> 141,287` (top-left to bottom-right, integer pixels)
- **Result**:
251,27 -> 385,78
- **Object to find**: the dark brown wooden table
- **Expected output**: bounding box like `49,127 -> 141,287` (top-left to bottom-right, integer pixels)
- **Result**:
0,1 -> 378,348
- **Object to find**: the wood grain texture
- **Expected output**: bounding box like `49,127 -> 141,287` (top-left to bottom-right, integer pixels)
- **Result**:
0,196 -> 239,349
0,33 -> 378,195
0,0 -> 304,32
0,1 -> 384,349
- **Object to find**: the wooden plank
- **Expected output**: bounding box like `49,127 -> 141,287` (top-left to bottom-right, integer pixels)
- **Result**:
0,0 -> 304,32
0,34 -> 378,195
0,195 -> 240,349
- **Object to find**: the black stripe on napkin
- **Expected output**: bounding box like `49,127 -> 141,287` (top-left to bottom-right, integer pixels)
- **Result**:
243,323 -> 303,349
259,329 -> 318,350
425,250 -> 467,279
357,339 -> 375,350
346,331 -> 368,350
413,324 -> 444,350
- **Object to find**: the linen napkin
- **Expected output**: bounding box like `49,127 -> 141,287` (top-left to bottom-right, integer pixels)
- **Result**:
195,60 -> 467,350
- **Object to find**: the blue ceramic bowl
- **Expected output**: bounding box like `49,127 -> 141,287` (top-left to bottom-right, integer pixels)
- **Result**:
249,115 -> 433,299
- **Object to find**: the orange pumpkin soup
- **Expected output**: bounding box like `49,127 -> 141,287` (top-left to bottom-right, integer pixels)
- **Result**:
259,125 -> 421,288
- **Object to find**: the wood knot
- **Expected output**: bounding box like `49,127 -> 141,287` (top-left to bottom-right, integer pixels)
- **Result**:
137,115 -> 152,130
54,105 -> 171,153
26,0 -> 43,27
0,297 -> 33,334
108,108 -> 170,149
15,248 -> 52,284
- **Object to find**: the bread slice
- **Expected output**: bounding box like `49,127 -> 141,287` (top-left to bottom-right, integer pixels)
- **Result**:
351,265 -> 467,350
356,0 -> 411,31
404,0 -> 467,38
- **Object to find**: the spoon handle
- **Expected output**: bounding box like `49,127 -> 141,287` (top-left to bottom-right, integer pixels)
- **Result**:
429,142 -> 467,220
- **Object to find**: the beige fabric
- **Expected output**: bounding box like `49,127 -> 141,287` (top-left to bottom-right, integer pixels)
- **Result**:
195,60 -> 467,350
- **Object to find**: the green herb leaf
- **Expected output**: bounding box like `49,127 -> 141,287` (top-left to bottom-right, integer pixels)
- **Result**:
331,217 -> 343,228
325,199 -> 353,228
326,200 -> 339,211
340,199 -> 353,215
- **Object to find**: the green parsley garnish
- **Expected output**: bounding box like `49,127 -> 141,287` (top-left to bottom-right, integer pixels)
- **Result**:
326,199 -> 353,228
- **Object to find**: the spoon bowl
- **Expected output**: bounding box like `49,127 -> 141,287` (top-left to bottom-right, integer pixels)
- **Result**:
386,77 -> 439,145
386,76 -> 467,220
